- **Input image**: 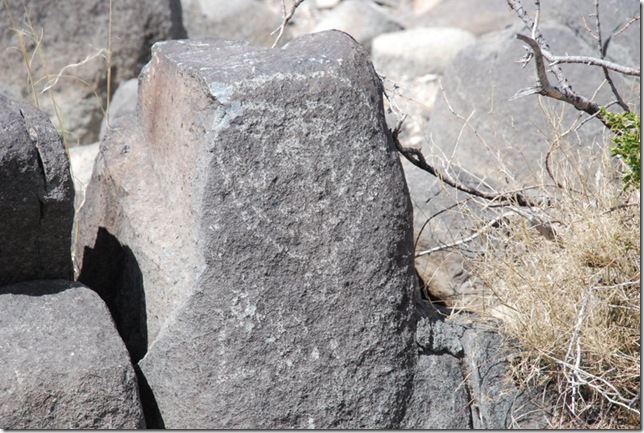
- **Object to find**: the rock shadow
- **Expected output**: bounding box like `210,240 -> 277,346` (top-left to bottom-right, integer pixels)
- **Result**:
77,227 -> 147,363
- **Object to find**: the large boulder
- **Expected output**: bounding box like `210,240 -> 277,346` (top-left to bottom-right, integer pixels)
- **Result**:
0,0 -> 186,145
0,280 -> 145,429
409,0 -> 515,36
74,31 -> 419,428
0,94 -> 74,286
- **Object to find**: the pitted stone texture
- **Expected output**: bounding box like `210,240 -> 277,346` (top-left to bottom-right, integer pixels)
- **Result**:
0,94 -> 74,285
75,31 -> 418,428
0,280 -> 145,429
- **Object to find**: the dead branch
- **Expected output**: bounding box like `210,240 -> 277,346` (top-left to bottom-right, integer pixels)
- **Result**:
391,120 -> 545,208
590,0 -> 631,112
506,0 -> 576,95
271,0 -> 304,48
512,33 -> 613,128
540,52 -> 639,77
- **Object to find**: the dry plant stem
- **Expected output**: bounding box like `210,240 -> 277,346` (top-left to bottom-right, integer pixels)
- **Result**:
4,0 -> 39,108
545,352 -> 641,416
414,196 -> 481,249
271,0 -> 303,48
415,211 -> 516,257
590,0 -> 630,112
507,0 -> 575,93
391,123 -> 544,207
563,290 -> 591,416
106,0 -> 113,124
513,34 -> 605,120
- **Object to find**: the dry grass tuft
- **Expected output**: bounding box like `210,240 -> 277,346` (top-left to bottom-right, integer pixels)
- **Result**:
470,138 -> 640,428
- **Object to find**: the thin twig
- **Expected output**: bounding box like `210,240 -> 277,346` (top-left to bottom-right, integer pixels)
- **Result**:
544,53 -> 639,77
415,211 -> 516,257
507,0 -> 576,94
591,0 -> 631,112
270,0 -> 303,48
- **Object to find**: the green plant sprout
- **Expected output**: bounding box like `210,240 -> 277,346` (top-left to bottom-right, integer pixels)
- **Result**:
599,107 -> 641,190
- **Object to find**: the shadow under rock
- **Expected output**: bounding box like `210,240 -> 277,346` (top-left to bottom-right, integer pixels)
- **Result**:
77,226 -> 147,364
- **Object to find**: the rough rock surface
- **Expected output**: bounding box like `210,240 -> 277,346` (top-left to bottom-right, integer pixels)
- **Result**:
0,280 -> 145,429
99,78 -> 139,140
403,303 -> 550,429
409,0 -> 516,35
0,94 -> 74,285
75,31 -> 418,429
68,142 -> 100,211
0,0 -> 186,145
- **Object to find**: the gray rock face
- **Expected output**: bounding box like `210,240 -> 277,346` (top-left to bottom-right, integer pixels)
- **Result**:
372,27 -> 476,79
403,304 -> 550,429
0,280 -> 145,429
75,31 -> 418,428
409,0 -> 516,36
0,0 -> 186,145
0,94 -> 74,285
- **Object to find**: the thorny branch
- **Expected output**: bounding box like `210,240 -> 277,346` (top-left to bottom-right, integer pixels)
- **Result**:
507,0 -> 639,128
512,34 -> 607,123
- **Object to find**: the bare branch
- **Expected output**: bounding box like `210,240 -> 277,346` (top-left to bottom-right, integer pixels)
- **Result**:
613,15 -> 640,38
270,0 -> 304,48
391,120 -> 545,207
514,33 -> 612,126
592,0 -> 631,111
415,212 -> 516,257
542,53 -> 640,77
506,0 -> 575,94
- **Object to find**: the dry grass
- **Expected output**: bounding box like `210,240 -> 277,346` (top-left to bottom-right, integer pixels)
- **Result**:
3,0 -> 114,148
383,66 -> 640,427
469,137 -> 640,428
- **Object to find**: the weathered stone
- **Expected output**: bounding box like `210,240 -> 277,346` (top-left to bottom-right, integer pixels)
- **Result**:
0,0 -> 186,145
0,94 -> 74,285
99,78 -> 139,140
402,353 -> 472,429
410,0 -> 515,35
459,323 -> 550,429
404,303 -> 551,429
372,27 -> 476,78
181,0 -> 291,47
68,142 -> 100,211
74,31 -> 418,428
540,0 -> 641,69
0,280 -> 145,429
311,0 -> 404,51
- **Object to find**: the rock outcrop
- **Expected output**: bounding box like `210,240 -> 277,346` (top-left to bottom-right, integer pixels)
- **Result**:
0,94 -> 74,285
0,280 -> 145,429
74,31 -> 419,429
